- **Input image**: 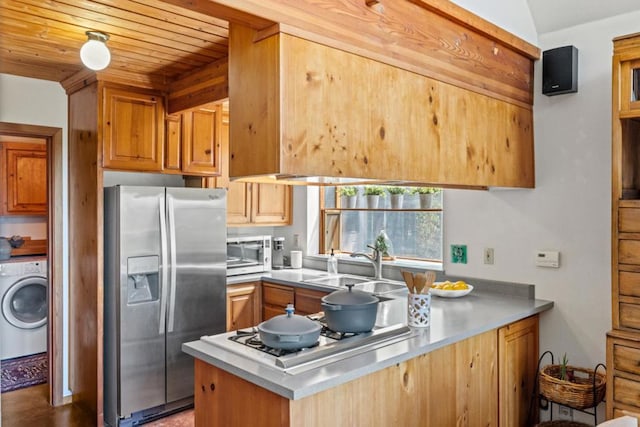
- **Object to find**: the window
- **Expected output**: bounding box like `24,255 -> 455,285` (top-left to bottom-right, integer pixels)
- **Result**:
320,186 -> 443,262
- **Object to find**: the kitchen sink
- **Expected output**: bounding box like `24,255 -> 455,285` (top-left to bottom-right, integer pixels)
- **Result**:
303,275 -> 370,287
353,281 -> 407,295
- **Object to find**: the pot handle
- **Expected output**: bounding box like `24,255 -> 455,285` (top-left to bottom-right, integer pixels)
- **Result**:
321,303 -> 343,311
277,335 -> 302,342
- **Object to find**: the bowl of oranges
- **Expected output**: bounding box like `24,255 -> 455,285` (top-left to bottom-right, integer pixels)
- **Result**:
429,280 -> 473,298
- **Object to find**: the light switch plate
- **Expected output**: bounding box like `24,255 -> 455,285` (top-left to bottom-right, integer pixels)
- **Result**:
451,244 -> 467,264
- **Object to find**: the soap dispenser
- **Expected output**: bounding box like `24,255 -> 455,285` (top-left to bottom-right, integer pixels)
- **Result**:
327,248 -> 338,275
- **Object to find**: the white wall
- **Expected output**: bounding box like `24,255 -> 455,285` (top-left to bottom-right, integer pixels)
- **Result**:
0,73 -> 70,396
446,5 -> 640,385
451,0 -> 538,45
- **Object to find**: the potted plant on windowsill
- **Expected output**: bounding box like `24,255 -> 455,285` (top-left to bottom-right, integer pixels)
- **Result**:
411,187 -> 439,209
363,186 -> 386,209
386,186 -> 407,209
337,186 -> 358,209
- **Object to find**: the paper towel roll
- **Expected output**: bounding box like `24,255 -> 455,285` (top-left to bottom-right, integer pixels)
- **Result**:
290,251 -> 302,269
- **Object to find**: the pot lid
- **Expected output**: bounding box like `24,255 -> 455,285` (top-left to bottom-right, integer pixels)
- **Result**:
322,284 -> 379,305
258,304 -> 321,335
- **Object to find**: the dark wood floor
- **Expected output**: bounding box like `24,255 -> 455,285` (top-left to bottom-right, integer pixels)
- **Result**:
1,384 -> 194,427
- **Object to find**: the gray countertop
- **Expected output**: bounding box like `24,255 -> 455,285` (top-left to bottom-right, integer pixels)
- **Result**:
183,269 -> 554,400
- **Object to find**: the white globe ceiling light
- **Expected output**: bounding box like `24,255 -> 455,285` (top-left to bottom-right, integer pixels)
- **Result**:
80,31 -> 111,71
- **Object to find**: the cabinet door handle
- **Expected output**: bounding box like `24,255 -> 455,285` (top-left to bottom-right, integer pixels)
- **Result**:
210,382 -> 215,391
205,149 -> 212,155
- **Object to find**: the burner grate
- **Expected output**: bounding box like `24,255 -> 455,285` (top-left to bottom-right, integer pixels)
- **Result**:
229,329 -> 321,357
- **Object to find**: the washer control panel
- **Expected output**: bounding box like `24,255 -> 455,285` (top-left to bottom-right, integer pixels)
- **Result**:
0,260 -> 47,276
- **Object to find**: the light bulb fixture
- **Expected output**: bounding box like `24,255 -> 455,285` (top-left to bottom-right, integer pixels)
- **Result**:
80,31 -> 111,71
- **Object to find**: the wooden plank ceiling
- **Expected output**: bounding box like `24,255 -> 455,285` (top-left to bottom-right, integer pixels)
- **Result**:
0,0 -> 230,85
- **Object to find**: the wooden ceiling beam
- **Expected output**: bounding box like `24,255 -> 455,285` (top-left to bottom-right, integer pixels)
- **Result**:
159,0 -> 540,107
168,57 -> 229,114
158,0 -> 274,30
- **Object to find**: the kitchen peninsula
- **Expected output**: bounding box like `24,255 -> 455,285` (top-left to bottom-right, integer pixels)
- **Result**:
184,271 -> 553,426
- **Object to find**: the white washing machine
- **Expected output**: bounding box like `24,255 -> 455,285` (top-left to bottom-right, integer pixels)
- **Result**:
0,259 -> 48,360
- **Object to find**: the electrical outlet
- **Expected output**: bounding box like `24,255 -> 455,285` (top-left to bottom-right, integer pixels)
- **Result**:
558,406 -> 573,419
484,248 -> 494,265
451,244 -> 467,264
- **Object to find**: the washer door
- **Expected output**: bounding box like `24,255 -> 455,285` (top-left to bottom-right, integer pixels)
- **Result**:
2,276 -> 47,329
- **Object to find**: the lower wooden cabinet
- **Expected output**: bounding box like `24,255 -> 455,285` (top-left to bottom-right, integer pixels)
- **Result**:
0,142 -> 47,215
262,281 -> 328,320
226,282 -> 261,331
193,315 -> 539,426
498,314 -> 539,427
606,330 -> 640,421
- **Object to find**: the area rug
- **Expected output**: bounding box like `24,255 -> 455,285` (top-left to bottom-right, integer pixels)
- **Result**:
1,352 -> 47,393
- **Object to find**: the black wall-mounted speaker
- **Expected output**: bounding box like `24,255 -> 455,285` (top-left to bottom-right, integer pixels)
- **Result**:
542,45 -> 578,96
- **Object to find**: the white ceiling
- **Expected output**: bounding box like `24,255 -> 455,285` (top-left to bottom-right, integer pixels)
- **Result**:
527,0 -> 640,33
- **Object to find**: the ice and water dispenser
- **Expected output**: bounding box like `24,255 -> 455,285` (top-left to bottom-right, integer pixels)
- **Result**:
126,255 -> 159,304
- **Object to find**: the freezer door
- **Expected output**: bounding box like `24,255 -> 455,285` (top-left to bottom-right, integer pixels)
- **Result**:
114,186 -> 167,419
165,187 -> 227,403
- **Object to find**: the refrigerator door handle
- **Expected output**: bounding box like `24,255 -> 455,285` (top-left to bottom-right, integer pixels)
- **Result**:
167,194 -> 178,333
159,195 -> 169,335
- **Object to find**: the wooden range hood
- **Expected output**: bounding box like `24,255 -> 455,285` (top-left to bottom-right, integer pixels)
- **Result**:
226,1 -> 540,188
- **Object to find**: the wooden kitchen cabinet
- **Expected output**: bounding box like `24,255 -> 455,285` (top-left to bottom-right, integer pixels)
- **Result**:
229,23 -> 535,188
164,113 -> 183,173
197,110 -> 292,226
0,142 -> 47,215
498,315 -> 539,427
606,330 -> 640,421
103,86 -> 165,172
165,104 -> 223,176
181,105 -> 222,176
262,281 -> 328,320
226,282 -> 261,331
224,182 -> 292,226
610,33 -> 640,421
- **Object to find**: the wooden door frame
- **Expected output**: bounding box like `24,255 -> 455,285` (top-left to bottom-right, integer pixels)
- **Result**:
0,122 -> 64,406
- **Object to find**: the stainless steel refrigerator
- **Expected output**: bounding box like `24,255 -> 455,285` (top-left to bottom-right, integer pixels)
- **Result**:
104,185 -> 226,426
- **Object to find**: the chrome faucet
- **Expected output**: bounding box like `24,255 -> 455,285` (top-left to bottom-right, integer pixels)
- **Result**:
351,244 -> 383,280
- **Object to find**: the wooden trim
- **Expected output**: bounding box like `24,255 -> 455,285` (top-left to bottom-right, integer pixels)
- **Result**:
0,122 -> 64,407
406,0 -> 539,59
68,83 -> 104,425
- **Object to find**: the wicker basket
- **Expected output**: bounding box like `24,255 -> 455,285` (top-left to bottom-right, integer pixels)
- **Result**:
539,364 -> 606,410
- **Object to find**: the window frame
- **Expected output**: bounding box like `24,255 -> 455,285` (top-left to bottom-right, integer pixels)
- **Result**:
319,186 -> 443,263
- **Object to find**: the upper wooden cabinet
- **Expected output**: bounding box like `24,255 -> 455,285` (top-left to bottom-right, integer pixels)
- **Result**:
164,113 -> 183,173
103,86 -> 165,172
251,183 -> 291,225
614,35 -> 640,117
198,108 -> 292,227
165,104 -> 223,176
181,106 -> 222,175
103,85 -> 222,176
229,24 -> 535,188
0,142 -> 47,216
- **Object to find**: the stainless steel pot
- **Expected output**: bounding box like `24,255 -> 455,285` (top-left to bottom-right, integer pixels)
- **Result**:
257,304 -> 321,350
321,284 -> 379,333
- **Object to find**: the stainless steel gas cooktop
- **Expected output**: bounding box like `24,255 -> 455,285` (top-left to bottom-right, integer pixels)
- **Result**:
200,314 -> 411,374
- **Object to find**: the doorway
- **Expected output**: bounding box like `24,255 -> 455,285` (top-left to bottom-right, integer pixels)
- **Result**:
0,122 -> 64,407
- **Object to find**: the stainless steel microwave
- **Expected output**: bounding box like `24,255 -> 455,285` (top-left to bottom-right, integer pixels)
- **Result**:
226,235 -> 272,276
